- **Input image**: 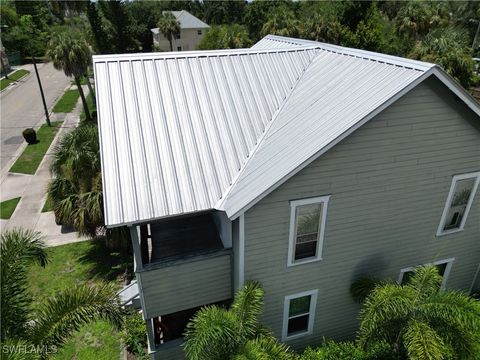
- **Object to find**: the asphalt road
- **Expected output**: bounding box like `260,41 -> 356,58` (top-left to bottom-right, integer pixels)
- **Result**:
0,62 -> 70,172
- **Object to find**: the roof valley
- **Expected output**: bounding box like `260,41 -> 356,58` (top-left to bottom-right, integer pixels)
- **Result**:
216,48 -> 320,211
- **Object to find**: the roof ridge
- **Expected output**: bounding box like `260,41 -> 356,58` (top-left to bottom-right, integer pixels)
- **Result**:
216,48 -> 321,211
92,45 -> 318,63
262,35 -> 433,71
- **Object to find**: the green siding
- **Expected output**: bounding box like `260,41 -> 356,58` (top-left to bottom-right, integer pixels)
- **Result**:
153,341 -> 185,360
138,250 -> 232,318
244,77 -> 480,350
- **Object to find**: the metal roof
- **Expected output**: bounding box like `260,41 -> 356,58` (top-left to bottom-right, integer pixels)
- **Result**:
94,46 -> 317,226
94,35 -> 480,227
151,10 -> 209,33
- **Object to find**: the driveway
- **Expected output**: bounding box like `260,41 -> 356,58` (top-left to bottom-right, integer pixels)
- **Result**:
0,62 -> 70,172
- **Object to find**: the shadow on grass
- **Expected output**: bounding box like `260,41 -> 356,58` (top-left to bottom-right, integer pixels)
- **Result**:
79,237 -> 134,284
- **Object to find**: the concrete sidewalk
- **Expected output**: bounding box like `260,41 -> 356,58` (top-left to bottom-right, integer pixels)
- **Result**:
1,90 -> 89,246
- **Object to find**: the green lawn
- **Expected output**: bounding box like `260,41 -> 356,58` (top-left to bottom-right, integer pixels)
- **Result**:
0,69 -> 30,90
9,121 -> 62,175
42,196 -> 53,212
28,239 -> 132,360
52,89 -> 80,113
0,197 -> 21,219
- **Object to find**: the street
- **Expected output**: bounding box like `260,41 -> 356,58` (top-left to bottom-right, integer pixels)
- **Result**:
0,62 -> 70,172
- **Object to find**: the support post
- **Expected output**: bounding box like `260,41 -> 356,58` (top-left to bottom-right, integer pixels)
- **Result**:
130,225 -> 143,271
145,318 -> 156,354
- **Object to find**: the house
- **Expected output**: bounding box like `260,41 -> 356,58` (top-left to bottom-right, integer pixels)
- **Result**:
93,35 -> 480,359
151,10 -> 209,52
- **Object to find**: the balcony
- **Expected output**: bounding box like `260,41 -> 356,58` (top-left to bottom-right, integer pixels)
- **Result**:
135,212 -> 233,318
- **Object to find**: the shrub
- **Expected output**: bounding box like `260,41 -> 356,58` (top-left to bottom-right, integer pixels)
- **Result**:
121,309 -> 148,354
22,128 -> 36,144
300,340 -> 397,360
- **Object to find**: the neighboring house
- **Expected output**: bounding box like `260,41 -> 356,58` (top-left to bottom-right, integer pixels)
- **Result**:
151,10 -> 209,52
93,35 -> 480,359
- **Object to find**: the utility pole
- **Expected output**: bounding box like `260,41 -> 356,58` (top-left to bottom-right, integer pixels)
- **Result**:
32,55 -> 51,127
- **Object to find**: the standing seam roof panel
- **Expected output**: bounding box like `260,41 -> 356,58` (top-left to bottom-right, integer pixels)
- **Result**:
95,47 -> 317,226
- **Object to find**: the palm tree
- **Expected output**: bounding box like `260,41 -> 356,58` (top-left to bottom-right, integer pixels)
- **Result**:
1,229 -> 123,358
157,12 -> 181,52
46,33 -> 92,121
184,282 -> 295,360
358,265 -> 480,359
410,26 -> 474,88
261,6 -> 300,38
47,124 -> 103,236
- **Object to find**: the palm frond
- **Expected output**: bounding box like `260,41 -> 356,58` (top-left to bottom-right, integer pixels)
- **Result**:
28,284 -> 123,349
358,284 -> 415,346
1,229 -> 48,340
183,306 -> 239,360
402,319 -> 446,360
231,281 -> 265,340
407,265 -> 442,298
235,335 -> 297,360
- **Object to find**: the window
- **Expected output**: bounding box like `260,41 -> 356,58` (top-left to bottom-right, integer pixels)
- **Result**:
437,172 -> 480,236
398,258 -> 454,289
288,196 -> 330,266
197,30 -> 202,35
175,33 -> 181,40
177,46 -> 182,51
282,290 -> 318,340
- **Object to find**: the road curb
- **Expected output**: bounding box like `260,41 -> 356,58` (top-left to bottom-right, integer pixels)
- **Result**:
0,81 -> 76,183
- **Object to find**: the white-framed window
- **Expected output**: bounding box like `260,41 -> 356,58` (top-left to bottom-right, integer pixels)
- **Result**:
437,172 -> 480,236
282,289 -> 318,341
287,196 -> 330,266
197,30 -> 202,35
398,258 -> 454,289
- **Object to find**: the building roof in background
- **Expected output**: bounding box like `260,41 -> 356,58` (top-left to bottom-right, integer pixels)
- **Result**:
151,10 -> 209,34
94,35 -> 480,227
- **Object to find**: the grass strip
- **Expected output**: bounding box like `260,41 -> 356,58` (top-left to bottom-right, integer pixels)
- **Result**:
41,196 -> 53,212
52,89 -> 80,113
9,121 -> 62,175
0,197 -> 21,219
28,239 -> 131,359
0,69 -> 30,90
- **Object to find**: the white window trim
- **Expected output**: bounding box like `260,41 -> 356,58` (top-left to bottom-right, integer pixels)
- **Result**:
398,257 -> 455,289
437,172 -> 480,237
282,289 -> 318,341
287,195 -> 330,267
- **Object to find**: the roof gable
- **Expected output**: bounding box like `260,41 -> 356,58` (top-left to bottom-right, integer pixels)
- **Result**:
151,10 -> 209,33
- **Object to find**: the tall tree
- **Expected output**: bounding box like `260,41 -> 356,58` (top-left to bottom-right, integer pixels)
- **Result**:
47,124 -> 102,236
198,24 -> 252,50
358,265 -> 480,359
184,282 -> 295,360
86,1 -> 113,54
410,26 -> 475,88
157,12 -> 181,52
261,6 -> 301,38
1,229 -> 123,358
46,33 -> 92,121
100,0 -> 137,53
